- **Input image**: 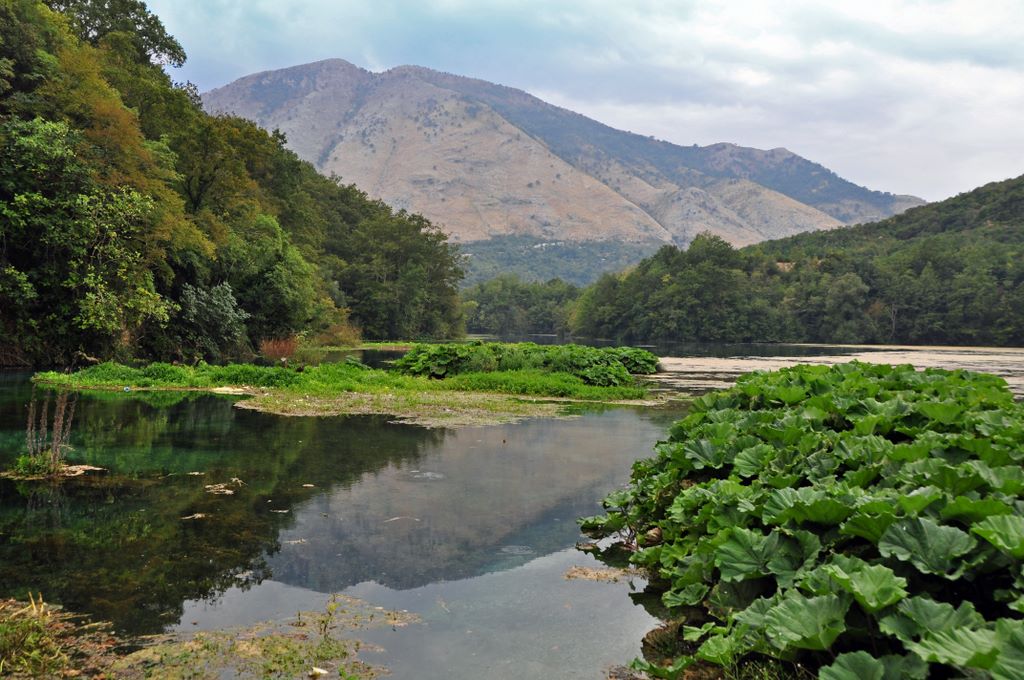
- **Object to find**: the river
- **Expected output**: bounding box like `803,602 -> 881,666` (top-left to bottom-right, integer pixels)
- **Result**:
0,343 -> 1021,678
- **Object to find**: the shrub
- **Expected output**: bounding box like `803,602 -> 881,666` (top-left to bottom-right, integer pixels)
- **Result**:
606,346 -> 661,374
393,342 -> 657,386
199,363 -> 301,388
177,283 -> 250,361
311,321 -> 362,348
139,362 -> 192,384
582,362 -> 1024,679
259,336 -> 299,362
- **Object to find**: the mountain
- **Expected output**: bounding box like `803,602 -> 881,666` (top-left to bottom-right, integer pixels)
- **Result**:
204,59 -> 923,253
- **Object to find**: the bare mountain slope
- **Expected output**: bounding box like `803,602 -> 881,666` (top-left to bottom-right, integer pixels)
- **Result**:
205,59 -> 923,246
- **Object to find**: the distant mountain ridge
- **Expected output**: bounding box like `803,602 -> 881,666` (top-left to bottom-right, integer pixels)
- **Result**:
204,58 -> 924,248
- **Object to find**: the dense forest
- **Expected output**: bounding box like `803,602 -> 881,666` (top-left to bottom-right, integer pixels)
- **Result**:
571,175 -> 1024,345
462,274 -> 578,336
460,235 -> 658,287
0,0 -> 463,366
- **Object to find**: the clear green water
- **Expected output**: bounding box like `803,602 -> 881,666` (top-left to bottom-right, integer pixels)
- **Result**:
0,371 -> 681,678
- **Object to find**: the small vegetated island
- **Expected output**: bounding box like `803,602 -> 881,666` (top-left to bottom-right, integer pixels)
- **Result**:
582,362 -> 1024,679
34,342 -> 661,430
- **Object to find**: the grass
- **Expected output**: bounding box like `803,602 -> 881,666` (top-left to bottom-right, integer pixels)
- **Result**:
112,594 -> 413,679
0,595 -> 119,678
0,593 -> 409,679
443,370 -> 644,399
35,360 -> 653,427
303,341 -> 416,351
258,336 -> 299,361
0,597 -> 66,677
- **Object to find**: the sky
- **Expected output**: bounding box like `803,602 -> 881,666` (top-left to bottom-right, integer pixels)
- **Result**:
148,0 -> 1024,201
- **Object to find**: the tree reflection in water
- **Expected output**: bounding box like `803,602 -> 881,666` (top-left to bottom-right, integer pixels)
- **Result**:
0,388 -> 439,634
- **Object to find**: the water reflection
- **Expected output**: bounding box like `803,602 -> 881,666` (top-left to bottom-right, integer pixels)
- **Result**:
266,412 -> 663,592
0,378 -> 674,644
0,387 -> 444,633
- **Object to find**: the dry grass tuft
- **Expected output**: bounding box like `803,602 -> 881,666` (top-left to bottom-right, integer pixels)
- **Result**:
259,336 -> 299,361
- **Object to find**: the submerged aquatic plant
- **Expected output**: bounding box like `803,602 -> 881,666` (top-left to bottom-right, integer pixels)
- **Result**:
16,388 -> 77,476
583,362 -> 1024,679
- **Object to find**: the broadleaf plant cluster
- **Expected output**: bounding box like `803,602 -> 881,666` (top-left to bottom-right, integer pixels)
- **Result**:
394,342 -> 659,386
582,362 -> 1024,679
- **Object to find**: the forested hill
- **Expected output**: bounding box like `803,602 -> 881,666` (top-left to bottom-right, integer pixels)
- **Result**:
572,174 -> 1024,346
0,0 -> 463,366
758,174 -> 1024,256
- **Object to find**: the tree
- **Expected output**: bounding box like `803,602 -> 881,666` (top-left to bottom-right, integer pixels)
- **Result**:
176,283 -> 249,360
0,117 -> 171,361
823,271 -> 871,343
462,274 -> 579,336
44,0 -> 186,66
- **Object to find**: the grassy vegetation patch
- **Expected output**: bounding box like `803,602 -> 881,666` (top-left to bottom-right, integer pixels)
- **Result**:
0,593 -> 416,679
37,361 -> 305,390
443,370 -> 645,400
35,345 -> 657,426
112,594 -> 416,680
235,386 -> 568,427
0,595 -> 120,678
582,362 -> 1024,678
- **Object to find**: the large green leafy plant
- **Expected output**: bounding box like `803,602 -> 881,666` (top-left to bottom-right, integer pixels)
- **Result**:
582,363 -> 1024,678
394,342 -> 658,386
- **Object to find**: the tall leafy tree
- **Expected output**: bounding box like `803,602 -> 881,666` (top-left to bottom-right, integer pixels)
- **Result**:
43,0 -> 185,66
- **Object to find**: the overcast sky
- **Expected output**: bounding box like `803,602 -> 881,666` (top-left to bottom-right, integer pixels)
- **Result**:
148,0 -> 1024,201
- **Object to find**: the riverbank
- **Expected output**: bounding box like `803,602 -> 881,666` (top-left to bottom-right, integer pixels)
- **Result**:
0,593 -> 417,679
34,360 -> 662,427
0,595 -> 121,678
651,344 -> 1024,397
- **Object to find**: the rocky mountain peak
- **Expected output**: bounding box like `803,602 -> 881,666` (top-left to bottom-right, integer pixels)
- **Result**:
204,60 -> 924,248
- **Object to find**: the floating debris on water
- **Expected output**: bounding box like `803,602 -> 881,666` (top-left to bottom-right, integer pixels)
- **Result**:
180,513 -> 208,520
411,471 -> 445,480
62,464 -> 106,477
564,566 -> 641,583
499,545 -> 535,556
205,478 -> 246,495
